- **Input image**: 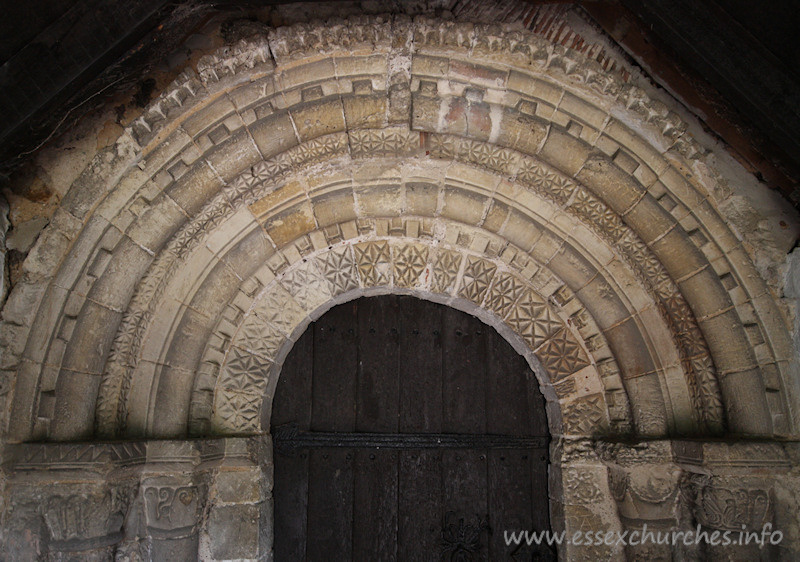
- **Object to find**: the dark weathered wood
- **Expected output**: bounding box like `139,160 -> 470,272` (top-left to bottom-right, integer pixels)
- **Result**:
272,296 -> 552,561
271,321 -> 314,428
486,326 -> 530,436
306,449 -> 354,559
488,449 -> 533,557
398,295 -> 443,433
271,325 -> 312,561
273,429 -> 548,450
442,307 -> 486,434
530,454 -> 552,533
398,449 -> 442,560
353,449 -> 398,560
357,297 -> 400,432
441,449 -> 490,559
311,302 -> 358,431
272,449 -> 309,562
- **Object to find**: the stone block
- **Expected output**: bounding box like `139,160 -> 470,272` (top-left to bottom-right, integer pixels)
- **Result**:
495,108 -> 547,155
482,200 -> 509,234
507,71 -> 562,106
248,111 -> 299,158
208,504 -> 260,559
204,128 -> 262,181
603,317 -> 657,379
439,97 -> 469,137
126,194 -> 187,254
558,91 -> 608,130
87,237 -> 153,310
249,181 -> 305,219
623,194 -> 676,244
405,181 -> 439,216
677,268 -> 734,319
151,365 -> 196,436
215,468 -> 263,504
59,301 -> 122,375
140,129 -> 195,177
449,59 -> 507,88
576,155 -> 643,214
182,95 -> 237,138
547,245 -> 598,291
262,201 -> 317,246
441,186 -> 487,225
335,54 -> 388,77
649,228 -> 708,281
342,94 -> 387,129
719,368 -> 773,435
624,372 -> 669,435
410,54 -> 449,77
51,368 -> 104,439
355,184 -> 404,217
186,261 -> 241,321
0,280 -> 46,328
289,98 -> 346,141
165,161 -> 220,215
575,276 -> 629,329
499,208 -> 541,252
465,101 -> 493,141
220,229 -> 274,279
278,59 -> 336,90
529,231 -> 563,264
604,119 -> 670,176
312,189 -> 358,227
410,92 -> 440,132
698,310 -> 756,375
538,127 -> 591,177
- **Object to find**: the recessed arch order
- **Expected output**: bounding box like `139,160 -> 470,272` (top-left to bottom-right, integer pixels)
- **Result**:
6,15 -> 795,447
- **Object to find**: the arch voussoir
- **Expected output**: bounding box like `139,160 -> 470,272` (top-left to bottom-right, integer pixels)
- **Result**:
3,15 -> 792,450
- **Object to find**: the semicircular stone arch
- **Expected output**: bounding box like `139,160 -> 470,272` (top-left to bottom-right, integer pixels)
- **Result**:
4,15 -> 795,450
99,152 -> 704,440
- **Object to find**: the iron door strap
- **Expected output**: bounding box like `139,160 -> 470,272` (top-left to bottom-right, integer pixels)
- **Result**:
273,422 -> 548,454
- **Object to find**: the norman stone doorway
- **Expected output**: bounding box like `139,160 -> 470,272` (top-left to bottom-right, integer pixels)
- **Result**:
271,295 -> 554,560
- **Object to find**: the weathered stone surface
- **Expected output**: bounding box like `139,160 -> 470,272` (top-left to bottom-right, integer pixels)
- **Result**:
1,9 -> 798,560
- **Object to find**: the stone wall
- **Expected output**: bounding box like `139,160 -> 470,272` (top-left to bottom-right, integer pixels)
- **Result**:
3,436 -> 799,560
1,438 -> 271,561
0,9 -> 798,561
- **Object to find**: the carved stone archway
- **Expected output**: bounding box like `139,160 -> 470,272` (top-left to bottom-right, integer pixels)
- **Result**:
1,14 -> 798,561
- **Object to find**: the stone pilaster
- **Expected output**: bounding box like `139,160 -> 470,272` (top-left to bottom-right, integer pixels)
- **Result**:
599,441 -> 691,561
0,437 -> 269,561
554,438 -> 625,561
679,441 -> 791,561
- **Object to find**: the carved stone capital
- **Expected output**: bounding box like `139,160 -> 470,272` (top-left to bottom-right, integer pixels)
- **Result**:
686,475 -> 772,532
41,483 -> 134,555
142,480 -> 203,538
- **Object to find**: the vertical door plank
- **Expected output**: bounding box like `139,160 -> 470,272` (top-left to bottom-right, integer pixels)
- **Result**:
398,296 -> 443,433
530,453 -> 551,533
485,328 -> 530,436
271,324 -> 314,428
527,377 -> 550,437
272,449 -> 310,562
271,322 -> 313,561
357,297 -> 401,432
353,449 -> 399,560
306,449 -> 354,560
311,302 -> 358,432
442,308 -> 486,434
441,449 -> 490,558
488,449 -> 534,559
399,449 -> 442,561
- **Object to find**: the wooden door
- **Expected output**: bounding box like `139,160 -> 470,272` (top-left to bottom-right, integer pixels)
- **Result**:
272,296 -> 554,561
